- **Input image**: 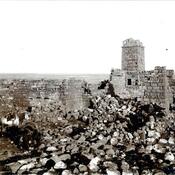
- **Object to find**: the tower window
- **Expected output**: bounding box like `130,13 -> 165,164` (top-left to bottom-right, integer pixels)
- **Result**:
128,79 -> 132,85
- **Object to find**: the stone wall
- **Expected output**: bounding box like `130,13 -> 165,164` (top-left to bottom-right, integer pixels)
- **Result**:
167,70 -> 175,99
59,79 -> 89,112
110,66 -> 174,110
142,67 -> 173,110
110,69 -> 128,97
0,78 -> 90,113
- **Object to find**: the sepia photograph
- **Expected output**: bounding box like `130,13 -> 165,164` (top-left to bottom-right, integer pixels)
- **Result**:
0,0 -> 175,174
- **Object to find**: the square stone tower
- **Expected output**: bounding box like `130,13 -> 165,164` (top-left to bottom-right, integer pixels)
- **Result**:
122,38 -> 145,72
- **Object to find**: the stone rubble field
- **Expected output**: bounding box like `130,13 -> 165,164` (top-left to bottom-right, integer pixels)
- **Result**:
1,94 -> 175,175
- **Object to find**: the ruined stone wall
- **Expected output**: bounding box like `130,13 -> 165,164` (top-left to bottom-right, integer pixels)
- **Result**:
59,79 -> 89,112
110,38 -> 175,110
110,69 -> 130,98
167,70 -> 175,100
124,71 -> 144,100
122,38 -> 145,72
110,69 -> 145,99
0,78 -> 90,112
169,79 -> 175,100
141,67 -> 173,110
110,66 -> 174,110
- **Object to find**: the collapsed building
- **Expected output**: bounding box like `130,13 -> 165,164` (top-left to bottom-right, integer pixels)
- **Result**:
110,38 -> 175,111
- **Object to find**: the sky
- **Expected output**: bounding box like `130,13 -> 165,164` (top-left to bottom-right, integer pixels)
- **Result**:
0,1 -> 175,74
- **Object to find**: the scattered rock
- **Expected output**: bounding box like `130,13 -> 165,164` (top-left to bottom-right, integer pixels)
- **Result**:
88,157 -> 101,172
2,93 -> 175,174
46,146 -> 57,152
61,170 -> 73,175
78,164 -> 88,172
106,169 -> 121,175
164,152 -> 174,162
54,161 -> 67,170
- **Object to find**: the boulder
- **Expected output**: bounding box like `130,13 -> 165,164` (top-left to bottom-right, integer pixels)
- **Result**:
54,161 -> 67,170
46,146 -> 57,152
79,164 -> 88,172
88,157 -> 101,172
164,152 -> 175,162
106,169 -> 121,175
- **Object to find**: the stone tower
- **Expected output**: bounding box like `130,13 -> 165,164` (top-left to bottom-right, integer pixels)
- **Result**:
122,38 -> 145,72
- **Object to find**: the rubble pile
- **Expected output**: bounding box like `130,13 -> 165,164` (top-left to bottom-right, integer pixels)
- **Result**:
1,94 -> 175,175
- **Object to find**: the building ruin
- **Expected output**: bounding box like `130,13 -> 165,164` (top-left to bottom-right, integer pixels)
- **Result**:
0,38 -> 174,112
110,38 -> 175,110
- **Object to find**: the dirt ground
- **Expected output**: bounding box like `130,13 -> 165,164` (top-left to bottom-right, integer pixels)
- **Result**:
0,137 -> 22,161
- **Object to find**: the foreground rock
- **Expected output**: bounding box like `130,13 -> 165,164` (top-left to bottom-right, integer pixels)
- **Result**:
1,93 -> 175,174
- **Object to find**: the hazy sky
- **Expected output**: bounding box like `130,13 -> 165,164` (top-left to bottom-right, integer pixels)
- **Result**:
0,1 -> 175,74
